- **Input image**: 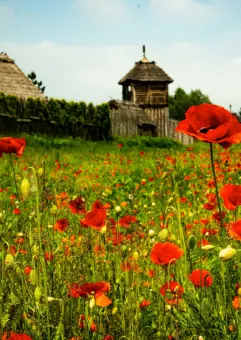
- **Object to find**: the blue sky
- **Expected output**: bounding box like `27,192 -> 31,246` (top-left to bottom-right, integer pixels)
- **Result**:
1,0 -> 241,111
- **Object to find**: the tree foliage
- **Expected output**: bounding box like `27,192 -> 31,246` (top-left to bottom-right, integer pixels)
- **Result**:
169,88 -> 211,121
0,92 -> 111,139
28,71 -> 46,93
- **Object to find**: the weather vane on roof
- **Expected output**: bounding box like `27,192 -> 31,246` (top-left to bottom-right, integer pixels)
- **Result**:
143,45 -> 146,58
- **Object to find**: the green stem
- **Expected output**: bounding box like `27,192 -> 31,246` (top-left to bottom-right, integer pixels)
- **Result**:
9,154 -> 19,199
209,143 -> 223,227
28,167 -> 51,340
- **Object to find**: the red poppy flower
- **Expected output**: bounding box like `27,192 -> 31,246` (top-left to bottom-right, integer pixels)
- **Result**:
68,281 -> 111,307
188,269 -> 213,287
13,208 -> 21,215
212,211 -> 226,221
69,197 -> 86,214
160,281 -> 184,304
197,239 -> 210,248
80,208 -> 106,231
45,252 -> 54,261
200,228 -> 218,236
139,299 -> 151,308
227,220 -> 241,241
92,200 -> 104,210
102,336 -> 114,340
119,215 -> 137,228
54,218 -> 69,232
0,137 -> 26,158
175,103 -> 241,148
220,184 -> 241,210
232,296 -> 241,309
24,266 -> 32,275
203,203 -> 217,211
78,315 -> 97,332
4,333 -> 32,340
150,242 -> 184,266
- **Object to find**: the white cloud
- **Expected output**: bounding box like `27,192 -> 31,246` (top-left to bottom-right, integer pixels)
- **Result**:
150,0 -> 222,20
75,0 -> 127,20
2,39 -> 241,112
0,5 -> 14,28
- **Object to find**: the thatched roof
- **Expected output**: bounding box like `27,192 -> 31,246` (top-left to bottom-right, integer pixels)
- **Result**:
109,99 -> 156,127
0,53 -> 45,99
118,56 -> 173,85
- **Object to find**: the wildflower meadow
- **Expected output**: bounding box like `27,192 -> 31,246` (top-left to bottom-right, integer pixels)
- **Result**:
2,104 -> 241,340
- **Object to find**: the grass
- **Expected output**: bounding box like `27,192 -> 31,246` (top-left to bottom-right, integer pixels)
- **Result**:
0,135 -> 241,339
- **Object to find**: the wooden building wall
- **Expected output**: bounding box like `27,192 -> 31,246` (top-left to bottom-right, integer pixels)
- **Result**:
110,105 -> 139,137
144,107 -> 169,137
109,104 -> 193,145
132,82 -> 168,106
169,118 -> 193,145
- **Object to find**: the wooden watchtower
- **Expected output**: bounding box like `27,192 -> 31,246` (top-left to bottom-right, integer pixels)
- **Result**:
118,46 -> 173,136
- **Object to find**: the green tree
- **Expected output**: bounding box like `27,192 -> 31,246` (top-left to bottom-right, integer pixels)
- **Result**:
169,88 -> 211,121
28,71 -> 46,93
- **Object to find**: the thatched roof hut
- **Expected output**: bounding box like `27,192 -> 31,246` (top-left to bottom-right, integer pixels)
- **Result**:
0,53 -> 45,99
118,56 -> 173,85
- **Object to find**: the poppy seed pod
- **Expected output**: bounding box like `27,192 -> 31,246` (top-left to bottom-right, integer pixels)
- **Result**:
219,245 -> 237,262
21,178 -> 30,199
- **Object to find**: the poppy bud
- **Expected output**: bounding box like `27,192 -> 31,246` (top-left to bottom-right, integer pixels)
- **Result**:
47,296 -> 55,302
219,246 -> 237,262
188,235 -> 196,249
100,225 -> 107,234
34,287 -> 42,302
29,269 -> 37,284
50,205 -> 58,215
89,297 -> 95,309
115,206 -> 121,213
169,234 -> 177,242
142,250 -> 149,258
158,229 -> 169,242
112,307 -> 118,315
38,168 -> 44,176
5,253 -> 14,267
148,230 -> 155,237
201,245 -> 215,251
32,245 -> 39,256
121,245 -> 127,252
133,251 -> 139,260
21,178 -> 30,199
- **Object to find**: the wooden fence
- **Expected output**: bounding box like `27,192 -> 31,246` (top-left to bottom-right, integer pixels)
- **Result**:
0,113 -> 102,140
